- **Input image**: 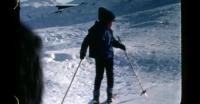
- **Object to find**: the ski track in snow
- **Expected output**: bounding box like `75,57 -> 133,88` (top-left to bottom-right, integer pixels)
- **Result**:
21,0 -> 181,104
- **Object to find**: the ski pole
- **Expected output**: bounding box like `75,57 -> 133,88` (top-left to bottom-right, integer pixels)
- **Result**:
60,60 -> 82,104
117,36 -> 147,97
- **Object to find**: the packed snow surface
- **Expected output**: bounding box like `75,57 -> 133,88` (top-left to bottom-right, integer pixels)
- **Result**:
20,0 -> 181,104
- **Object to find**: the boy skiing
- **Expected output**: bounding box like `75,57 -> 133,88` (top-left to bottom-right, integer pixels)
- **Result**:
80,7 -> 126,104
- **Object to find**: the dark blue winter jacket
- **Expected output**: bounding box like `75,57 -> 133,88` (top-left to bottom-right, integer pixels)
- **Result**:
80,21 -> 124,59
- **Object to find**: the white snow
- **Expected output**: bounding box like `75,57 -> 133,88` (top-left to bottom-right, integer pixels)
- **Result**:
21,0 -> 181,104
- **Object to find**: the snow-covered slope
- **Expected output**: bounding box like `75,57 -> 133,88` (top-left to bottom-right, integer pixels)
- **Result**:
21,0 -> 179,29
20,0 -> 181,104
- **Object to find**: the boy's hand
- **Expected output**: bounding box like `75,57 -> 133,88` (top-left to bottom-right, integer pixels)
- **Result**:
120,44 -> 126,51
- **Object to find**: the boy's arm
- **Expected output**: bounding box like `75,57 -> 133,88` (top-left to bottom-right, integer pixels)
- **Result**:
113,37 -> 126,51
80,33 -> 90,59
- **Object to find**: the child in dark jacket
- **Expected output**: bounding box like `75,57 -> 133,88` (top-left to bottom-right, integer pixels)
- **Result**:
80,7 -> 126,104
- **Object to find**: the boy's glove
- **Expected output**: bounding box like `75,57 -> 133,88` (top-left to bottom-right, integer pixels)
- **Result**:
120,44 -> 126,51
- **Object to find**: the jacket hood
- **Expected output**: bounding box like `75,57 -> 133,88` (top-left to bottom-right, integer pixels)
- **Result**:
98,7 -> 115,22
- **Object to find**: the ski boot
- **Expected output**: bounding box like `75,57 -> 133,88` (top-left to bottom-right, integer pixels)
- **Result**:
106,87 -> 113,104
93,90 -> 100,104
92,98 -> 99,104
106,97 -> 112,104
